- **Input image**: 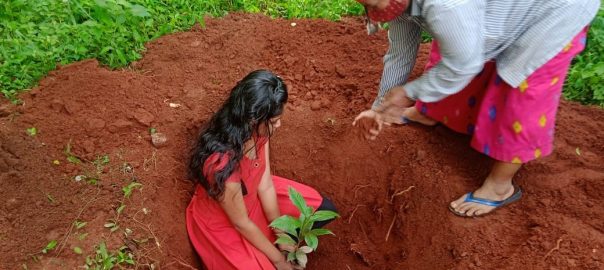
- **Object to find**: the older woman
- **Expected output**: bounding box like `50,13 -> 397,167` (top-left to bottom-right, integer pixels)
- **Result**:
353,0 -> 600,217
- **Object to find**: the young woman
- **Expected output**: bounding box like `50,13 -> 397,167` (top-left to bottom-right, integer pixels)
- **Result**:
186,70 -> 337,269
354,0 -> 600,217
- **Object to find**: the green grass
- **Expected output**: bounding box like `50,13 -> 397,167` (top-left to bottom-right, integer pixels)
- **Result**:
1,1 -> 602,106
0,0 -> 362,100
565,7 -> 604,106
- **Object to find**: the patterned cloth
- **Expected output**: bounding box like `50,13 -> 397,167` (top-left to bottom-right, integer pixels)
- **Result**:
415,28 -> 588,163
374,0 -> 600,107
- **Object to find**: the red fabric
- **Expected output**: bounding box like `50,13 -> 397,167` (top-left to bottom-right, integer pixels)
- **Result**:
363,0 -> 409,23
186,140 -> 323,270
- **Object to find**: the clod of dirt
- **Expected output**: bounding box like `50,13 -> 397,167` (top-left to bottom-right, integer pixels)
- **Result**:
86,118 -> 106,133
133,108 -> 155,126
0,103 -> 13,117
108,119 -> 133,133
151,132 -> 168,148
310,101 -> 322,111
320,98 -> 331,108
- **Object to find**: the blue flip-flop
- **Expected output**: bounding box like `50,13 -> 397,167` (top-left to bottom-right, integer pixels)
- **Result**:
448,184 -> 523,218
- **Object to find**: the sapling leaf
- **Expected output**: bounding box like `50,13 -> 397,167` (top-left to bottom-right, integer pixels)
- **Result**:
274,233 -> 297,246
304,234 -> 318,251
287,251 -> 296,262
310,210 -> 340,222
295,250 -> 308,268
298,245 -> 313,253
310,228 -> 334,236
269,215 -> 300,236
288,187 -> 312,216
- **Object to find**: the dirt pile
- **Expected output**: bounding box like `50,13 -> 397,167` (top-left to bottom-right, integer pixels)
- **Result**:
1,13 -> 603,269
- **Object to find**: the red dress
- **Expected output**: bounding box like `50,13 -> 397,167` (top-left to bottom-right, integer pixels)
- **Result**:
186,139 -> 324,270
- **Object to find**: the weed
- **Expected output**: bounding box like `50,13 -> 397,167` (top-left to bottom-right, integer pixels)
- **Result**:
26,127 -> 37,136
74,220 -> 88,229
122,182 -> 142,199
84,242 -> 135,269
41,240 -> 57,254
269,187 -> 339,268
64,140 -> 82,164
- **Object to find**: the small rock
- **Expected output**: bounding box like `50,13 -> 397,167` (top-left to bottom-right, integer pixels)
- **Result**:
190,41 -> 201,47
290,22 -> 297,27
151,133 -> 168,148
310,101 -> 322,111
133,108 -> 155,126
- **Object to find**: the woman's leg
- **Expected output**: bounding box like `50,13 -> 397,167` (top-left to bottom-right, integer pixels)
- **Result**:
449,27 -> 588,217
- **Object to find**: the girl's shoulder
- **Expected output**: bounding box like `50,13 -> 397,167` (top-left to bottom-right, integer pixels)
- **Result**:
203,151 -> 235,175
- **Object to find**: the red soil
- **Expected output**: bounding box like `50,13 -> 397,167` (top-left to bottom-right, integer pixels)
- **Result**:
1,13 -> 603,270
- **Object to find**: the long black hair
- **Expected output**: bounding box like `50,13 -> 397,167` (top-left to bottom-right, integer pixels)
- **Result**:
189,70 -> 288,200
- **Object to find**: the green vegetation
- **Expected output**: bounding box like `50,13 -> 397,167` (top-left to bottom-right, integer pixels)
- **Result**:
269,187 -> 339,268
0,0 -> 362,99
566,7 -> 604,106
84,242 -> 134,269
1,1 -> 602,105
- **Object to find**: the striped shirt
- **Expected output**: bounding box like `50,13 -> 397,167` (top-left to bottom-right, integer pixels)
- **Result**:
374,0 -> 600,107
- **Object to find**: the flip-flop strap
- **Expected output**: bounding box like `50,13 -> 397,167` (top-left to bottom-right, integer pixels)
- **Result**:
463,192 -> 505,207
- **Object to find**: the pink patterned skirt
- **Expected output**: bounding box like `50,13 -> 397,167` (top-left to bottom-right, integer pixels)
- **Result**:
416,28 -> 588,164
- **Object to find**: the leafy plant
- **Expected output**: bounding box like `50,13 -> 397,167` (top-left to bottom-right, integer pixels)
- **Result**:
74,220 -> 88,229
84,242 -> 134,269
26,127 -> 37,136
269,187 -> 339,268
63,141 -> 82,164
41,240 -> 57,254
122,182 -> 142,199
565,7 -> 604,106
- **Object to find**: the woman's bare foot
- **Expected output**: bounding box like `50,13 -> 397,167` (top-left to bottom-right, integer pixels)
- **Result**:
402,107 -> 437,126
449,180 -> 515,216
449,162 -> 522,217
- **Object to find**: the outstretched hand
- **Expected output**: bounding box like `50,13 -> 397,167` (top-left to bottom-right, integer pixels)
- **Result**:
352,109 -> 388,140
353,86 -> 415,140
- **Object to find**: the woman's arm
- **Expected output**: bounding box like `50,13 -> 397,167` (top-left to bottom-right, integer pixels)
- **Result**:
404,0 -> 485,102
257,142 -> 281,223
220,181 -> 285,265
374,16 -> 422,110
